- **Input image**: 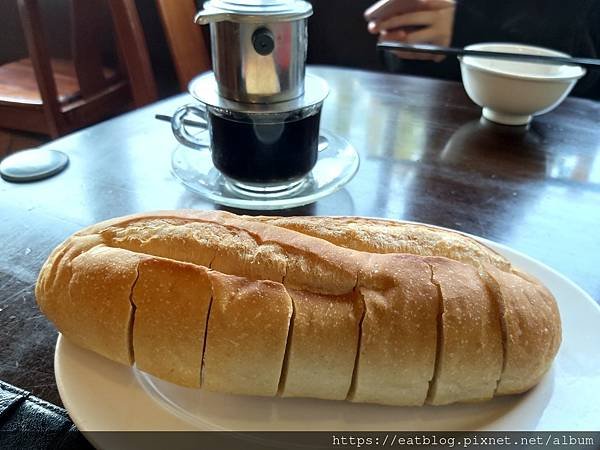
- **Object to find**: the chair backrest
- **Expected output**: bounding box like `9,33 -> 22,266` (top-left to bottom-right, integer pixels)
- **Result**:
17,0 -> 158,123
107,0 -> 158,105
71,0 -> 113,98
18,0 -> 65,135
155,0 -> 211,91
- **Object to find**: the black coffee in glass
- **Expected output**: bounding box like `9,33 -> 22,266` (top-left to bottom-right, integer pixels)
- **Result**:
208,107 -> 321,186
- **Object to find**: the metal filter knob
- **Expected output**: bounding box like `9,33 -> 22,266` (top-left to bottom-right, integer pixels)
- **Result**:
252,27 -> 275,55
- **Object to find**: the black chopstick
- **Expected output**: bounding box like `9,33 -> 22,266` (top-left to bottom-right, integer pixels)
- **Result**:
377,42 -> 600,70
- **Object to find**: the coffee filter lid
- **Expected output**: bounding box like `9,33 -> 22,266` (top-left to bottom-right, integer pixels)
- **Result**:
189,72 -> 329,115
196,0 -> 312,24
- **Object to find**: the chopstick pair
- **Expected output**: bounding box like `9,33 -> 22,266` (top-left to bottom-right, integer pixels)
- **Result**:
377,42 -> 600,70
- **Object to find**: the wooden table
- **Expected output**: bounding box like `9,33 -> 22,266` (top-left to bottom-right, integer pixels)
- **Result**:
1,66 -> 599,407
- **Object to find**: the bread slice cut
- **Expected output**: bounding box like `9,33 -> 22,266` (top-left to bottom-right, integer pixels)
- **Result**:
202,272 -> 293,396
131,257 -> 212,388
483,264 -> 561,395
67,245 -> 143,365
279,289 -> 363,400
426,257 -> 503,405
350,254 -> 439,406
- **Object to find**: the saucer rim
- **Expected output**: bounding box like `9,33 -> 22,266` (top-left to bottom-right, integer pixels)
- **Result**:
170,129 -> 360,211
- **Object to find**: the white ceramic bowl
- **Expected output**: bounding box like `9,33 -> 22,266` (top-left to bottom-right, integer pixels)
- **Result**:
459,43 -> 586,125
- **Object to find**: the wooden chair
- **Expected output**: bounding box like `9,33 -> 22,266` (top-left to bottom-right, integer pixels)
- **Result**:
155,0 -> 212,91
0,0 -> 158,138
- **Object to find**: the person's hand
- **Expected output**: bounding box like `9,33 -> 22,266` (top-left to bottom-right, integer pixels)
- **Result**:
367,0 -> 456,62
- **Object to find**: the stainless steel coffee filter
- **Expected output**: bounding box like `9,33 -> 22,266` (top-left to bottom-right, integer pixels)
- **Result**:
195,0 -> 312,103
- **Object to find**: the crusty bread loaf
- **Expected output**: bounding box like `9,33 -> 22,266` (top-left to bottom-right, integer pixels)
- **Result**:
36,210 -> 561,406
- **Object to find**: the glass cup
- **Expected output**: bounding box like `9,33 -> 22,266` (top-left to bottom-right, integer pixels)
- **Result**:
171,102 -> 324,194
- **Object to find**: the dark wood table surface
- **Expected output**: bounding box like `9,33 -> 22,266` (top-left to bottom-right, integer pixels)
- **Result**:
1,66 -> 599,408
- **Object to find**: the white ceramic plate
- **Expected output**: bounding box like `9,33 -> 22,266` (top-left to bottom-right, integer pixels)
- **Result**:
55,232 -> 600,435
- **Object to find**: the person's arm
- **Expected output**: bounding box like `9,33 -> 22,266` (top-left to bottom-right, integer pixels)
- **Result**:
366,0 -> 456,61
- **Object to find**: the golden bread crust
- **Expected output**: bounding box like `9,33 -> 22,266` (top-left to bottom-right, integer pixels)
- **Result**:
35,210 -> 561,406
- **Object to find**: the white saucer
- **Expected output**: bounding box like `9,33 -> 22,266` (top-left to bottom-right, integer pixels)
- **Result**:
55,228 -> 600,439
170,129 -> 359,210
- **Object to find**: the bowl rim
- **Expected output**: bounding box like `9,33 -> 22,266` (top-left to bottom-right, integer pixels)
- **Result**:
458,42 -> 587,82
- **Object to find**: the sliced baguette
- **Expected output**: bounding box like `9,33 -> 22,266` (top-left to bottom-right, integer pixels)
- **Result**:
36,210 -> 562,406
